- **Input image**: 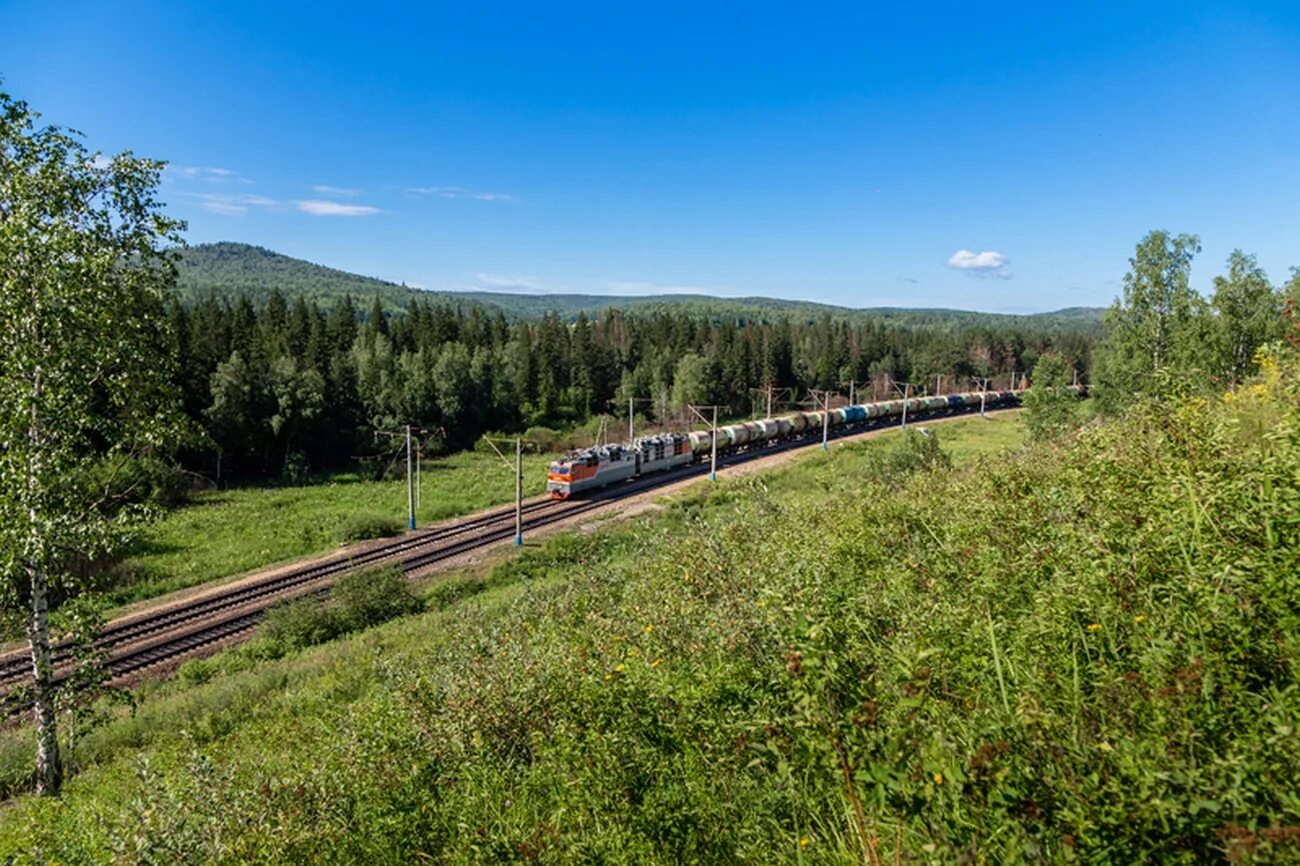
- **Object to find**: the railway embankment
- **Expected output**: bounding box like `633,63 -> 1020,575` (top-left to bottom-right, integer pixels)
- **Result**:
2,376 -> 1297,862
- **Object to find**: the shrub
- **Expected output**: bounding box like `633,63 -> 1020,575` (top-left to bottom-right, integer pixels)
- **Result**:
258,567 -> 422,654
883,426 -> 951,479
337,512 -> 401,544
260,596 -> 340,652
331,567 -> 423,631
522,425 -> 563,453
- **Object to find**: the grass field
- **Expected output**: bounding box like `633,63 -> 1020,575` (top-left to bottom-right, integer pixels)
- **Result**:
104,413 -> 1024,611
0,369 -> 1285,860
104,449 -> 557,607
6,380 -> 1297,860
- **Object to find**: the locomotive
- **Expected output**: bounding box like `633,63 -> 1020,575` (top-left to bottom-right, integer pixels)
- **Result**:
546,387 -> 1063,499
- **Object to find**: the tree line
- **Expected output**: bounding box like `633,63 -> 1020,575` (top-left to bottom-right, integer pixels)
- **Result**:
170,292 -> 1094,480
1091,232 -> 1298,408
1021,231 -> 1299,440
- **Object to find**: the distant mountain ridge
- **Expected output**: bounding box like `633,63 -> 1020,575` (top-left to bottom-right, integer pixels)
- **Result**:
177,242 -> 1105,331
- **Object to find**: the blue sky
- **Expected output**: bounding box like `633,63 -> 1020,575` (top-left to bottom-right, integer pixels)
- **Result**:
3,2 -> 1297,312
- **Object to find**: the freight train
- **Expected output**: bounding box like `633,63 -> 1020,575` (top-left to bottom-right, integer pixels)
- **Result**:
546,387 -> 1066,498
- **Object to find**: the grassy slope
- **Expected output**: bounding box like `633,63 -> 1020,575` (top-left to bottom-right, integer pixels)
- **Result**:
107,449 -> 555,607
3,392 -> 1298,862
106,416 -> 1016,610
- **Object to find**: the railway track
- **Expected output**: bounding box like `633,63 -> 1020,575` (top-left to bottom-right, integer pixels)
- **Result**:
0,496 -> 561,689
1,401 -> 1016,712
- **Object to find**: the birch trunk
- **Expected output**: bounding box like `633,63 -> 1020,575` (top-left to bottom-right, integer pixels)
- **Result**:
27,561 -> 61,796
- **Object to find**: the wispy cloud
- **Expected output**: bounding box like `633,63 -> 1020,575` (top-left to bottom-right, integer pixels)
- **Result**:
946,249 -> 1011,279
309,184 -> 361,197
604,281 -> 719,296
177,192 -> 283,216
166,165 -> 252,184
295,199 -> 382,217
474,273 -> 550,292
896,276 -> 919,284
410,186 -> 517,202
176,192 -> 380,218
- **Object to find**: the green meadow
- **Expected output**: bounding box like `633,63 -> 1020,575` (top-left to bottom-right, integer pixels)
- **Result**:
102,449 -> 556,608
3,386 -> 1296,862
101,413 -> 1017,612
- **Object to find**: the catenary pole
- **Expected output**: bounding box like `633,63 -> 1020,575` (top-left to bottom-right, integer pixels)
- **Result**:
901,383 -> 911,429
416,437 -> 421,509
710,405 -> 718,482
821,391 -> 830,449
515,437 -> 523,545
405,424 -> 415,530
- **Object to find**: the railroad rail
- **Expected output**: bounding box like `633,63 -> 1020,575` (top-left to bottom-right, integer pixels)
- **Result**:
1,402 -> 1013,714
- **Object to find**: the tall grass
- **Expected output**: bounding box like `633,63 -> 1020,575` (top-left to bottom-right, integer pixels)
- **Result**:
2,383 -> 1297,862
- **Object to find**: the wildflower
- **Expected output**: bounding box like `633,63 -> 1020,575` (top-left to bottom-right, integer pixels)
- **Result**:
645,625 -> 654,633
614,663 -> 625,673
1087,623 -> 1102,632
1098,742 -> 1113,752
933,772 -> 943,785
800,837 -> 810,848
651,657 -> 663,668
1134,615 -> 1146,623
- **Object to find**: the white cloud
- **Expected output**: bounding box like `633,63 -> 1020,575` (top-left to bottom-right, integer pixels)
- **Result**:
166,165 -> 252,184
201,201 -> 249,216
474,273 -> 549,291
410,186 -> 516,202
946,249 -> 1011,278
603,281 -> 720,296
295,199 -> 382,217
309,184 -> 361,197
177,192 -> 283,216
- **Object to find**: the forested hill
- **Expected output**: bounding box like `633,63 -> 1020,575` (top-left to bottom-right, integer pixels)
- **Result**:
178,242 -> 1105,332
444,291 -> 1105,333
176,242 -> 466,312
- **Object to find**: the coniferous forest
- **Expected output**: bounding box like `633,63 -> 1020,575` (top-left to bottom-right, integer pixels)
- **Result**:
169,291 -> 1096,480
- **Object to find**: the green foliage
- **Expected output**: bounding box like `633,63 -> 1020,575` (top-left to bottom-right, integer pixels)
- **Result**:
1094,233 -> 1292,412
6,398 -> 1299,860
1021,352 -> 1079,440
1211,250 -> 1285,386
670,353 -> 713,409
337,512 -> 401,544
262,567 -> 423,654
171,243 -> 1097,484
260,596 -> 340,652
1095,230 -> 1207,409
0,86 -> 187,794
177,242 -> 470,313
330,566 -> 424,631
884,427 -> 952,477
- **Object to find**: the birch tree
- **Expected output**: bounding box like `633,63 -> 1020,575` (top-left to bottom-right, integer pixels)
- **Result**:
1211,251 -> 1283,386
0,88 -> 184,795
1094,230 -> 1205,409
